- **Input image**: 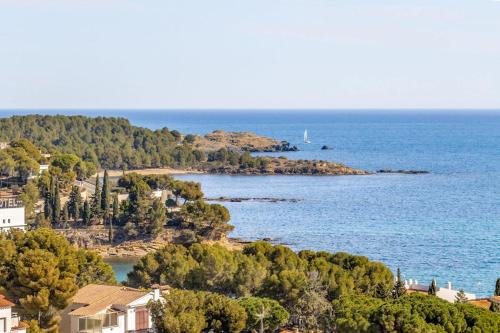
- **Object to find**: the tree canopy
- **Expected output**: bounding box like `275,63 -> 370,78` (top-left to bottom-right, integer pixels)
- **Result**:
149,289 -> 247,333
0,228 -> 115,331
127,242 -> 394,320
331,293 -> 500,332
0,115 -> 205,170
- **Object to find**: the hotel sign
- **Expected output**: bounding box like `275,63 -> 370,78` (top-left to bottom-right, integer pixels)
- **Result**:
0,197 -> 23,209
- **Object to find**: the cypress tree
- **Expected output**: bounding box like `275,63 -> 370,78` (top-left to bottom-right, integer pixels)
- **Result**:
62,203 -> 69,223
108,216 -> 113,243
83,199 -> 91,225
101,170 -> 111,214
393,267 -> 406,298
52,182 -> 61,224
92,174 -> 102,218
428,279 -> 437,296
112,194 -> 119,224
68,186 -> 82,222
495,278 -> 500,297
43,194 -> 52,221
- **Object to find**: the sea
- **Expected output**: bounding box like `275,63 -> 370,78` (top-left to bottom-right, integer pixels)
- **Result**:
2,110 -> 499,296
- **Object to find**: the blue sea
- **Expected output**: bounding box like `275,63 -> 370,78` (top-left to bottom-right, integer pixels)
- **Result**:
2,110 -> 499,295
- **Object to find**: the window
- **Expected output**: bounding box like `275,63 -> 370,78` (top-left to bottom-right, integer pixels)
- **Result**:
78,317 -> 102,333
0,318 -> 6,333
103,313 -> 118,327
135,309 -> 149,331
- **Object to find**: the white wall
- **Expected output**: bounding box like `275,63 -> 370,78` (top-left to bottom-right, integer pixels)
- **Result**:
0,207 -> 25,231
406,281 -> 476,303
0,307 -> 12,333
437,288 -> 476,303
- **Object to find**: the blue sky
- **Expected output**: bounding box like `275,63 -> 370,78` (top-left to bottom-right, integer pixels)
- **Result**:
1,0 -> 499,110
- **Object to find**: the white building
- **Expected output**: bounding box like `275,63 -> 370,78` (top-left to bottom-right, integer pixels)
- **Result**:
39,164 -> 49,173
60,284 -> 164,333
151,189 -> 173,203
0,198 -> 26,232
0,294 -> 27,333
405,279 -> 476,303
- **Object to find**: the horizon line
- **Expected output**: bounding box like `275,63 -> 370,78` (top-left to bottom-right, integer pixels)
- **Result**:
1,108 -> 500,112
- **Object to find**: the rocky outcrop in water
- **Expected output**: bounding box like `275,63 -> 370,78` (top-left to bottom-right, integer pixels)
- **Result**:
377,169 -> 430,175
206,197 -> 302,203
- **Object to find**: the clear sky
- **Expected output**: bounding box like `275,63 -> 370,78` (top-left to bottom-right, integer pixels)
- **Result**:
1,0 -> 499,110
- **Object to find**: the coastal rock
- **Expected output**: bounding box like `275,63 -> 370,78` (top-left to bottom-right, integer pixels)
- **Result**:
377,169 -> 430,175
200,157 -> 370,176
206,196 -> 302,203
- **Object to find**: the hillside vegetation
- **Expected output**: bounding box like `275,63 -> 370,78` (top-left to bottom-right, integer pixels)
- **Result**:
0,115 -> 367,175
0,115 -> 201,170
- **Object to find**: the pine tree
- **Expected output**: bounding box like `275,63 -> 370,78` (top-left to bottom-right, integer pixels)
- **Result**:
101,170 -> 111,215
393,267 -> 406,298
428,279 -> 437,296
455,289 -> 468,304
82,199 -> 91,225
495,278 -> 500,297
148,199 -> 167,237
112,194 -> 119,224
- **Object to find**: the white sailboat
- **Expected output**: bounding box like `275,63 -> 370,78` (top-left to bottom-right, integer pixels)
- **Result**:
304,129 -> 311,144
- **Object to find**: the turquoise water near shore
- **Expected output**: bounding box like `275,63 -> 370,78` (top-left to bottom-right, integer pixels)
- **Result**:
2,110 -> 499,296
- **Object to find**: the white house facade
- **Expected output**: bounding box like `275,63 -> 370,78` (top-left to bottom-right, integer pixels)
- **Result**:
0,198 -> 26,232
0,294 -> 27,333
60,284 -> 163,333
405,279 -> 476,302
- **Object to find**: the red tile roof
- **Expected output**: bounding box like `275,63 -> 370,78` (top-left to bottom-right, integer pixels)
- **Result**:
12,321 -> 30,329
0,294 -> 15,308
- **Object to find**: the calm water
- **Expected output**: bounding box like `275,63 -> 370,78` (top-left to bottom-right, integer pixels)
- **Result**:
2,110 -> 499,295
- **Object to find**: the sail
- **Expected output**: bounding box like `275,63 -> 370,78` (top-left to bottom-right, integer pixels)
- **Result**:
304,130 -> 310,143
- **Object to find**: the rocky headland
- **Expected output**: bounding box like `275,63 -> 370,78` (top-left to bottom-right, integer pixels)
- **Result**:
57,227 -> 248,258
199,156 -> 369,175
192,130 -> 299,153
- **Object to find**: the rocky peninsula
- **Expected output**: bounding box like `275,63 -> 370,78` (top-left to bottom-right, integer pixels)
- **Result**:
198,156 -> 369,175
192,130 -> 299,152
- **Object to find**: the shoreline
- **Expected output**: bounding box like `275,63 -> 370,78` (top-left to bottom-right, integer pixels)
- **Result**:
98,167 -> 429,178
98,168 -> 204,178
94,236 -> 251,259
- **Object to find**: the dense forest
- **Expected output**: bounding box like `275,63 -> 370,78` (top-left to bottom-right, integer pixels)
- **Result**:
129,242 -> 500,332
0,115 -> 203,170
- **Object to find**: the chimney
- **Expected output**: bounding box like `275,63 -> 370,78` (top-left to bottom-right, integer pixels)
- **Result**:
151,284 -> 161,300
